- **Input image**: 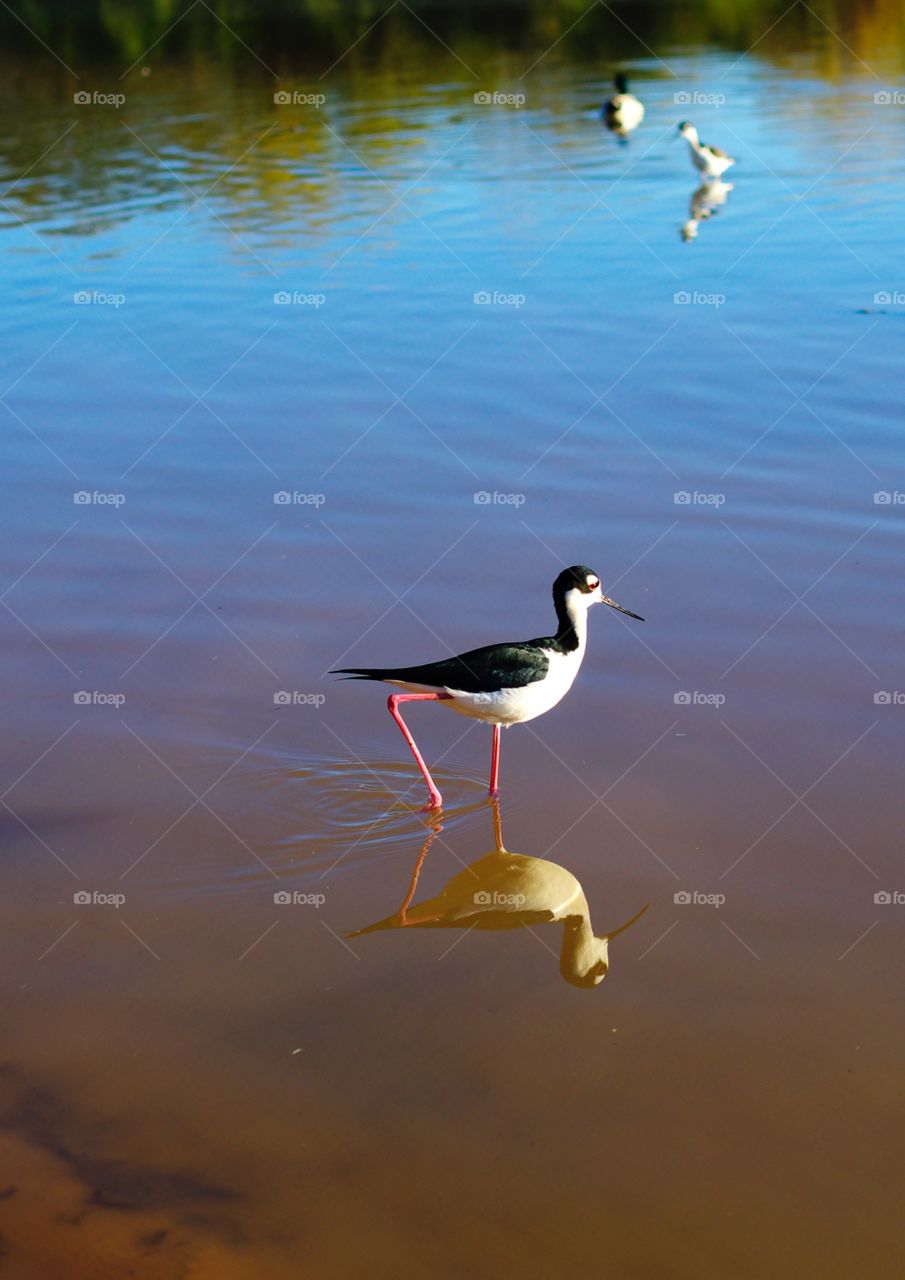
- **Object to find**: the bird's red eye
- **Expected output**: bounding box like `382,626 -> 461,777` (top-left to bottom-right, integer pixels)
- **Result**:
588,578 -> 599,590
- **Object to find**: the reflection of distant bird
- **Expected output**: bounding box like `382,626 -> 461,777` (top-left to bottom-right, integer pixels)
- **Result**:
348,806 -> 648,988
332,566 -> 643,810
681,179 -> 734,242
603,73 -> 645,137
677,121 -> 735,179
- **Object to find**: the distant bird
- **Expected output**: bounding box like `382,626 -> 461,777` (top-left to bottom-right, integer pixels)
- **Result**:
332,565 -> 644,809
348,814 -> 650,988
603,73 -> 645,136
677,121 -> 735,179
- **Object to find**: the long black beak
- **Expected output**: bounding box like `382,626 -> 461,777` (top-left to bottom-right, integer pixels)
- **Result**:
602,593 -> 645,622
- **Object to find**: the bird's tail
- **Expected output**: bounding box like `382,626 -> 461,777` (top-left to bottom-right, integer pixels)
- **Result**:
330,667 -> 394,681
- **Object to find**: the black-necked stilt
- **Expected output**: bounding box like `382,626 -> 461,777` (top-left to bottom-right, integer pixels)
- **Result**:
603,73 -> 645,137
331,565 -> 644,809
348,803 -> 649,987
677,121 -> 735,179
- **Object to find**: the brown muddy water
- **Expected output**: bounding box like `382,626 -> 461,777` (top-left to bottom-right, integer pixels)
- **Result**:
1,2 -> 904,1275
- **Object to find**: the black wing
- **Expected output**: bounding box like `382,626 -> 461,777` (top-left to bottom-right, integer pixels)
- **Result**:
333,638 -> 552,693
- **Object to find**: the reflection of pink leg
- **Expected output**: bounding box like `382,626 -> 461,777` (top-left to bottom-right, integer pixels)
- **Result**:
491,795 -> 504,853
387,692 -> 449,809
489,723 -> 501,796
397,824 -> 439,925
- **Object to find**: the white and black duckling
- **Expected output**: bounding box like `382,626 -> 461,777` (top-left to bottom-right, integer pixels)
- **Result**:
603,73 -> 645,136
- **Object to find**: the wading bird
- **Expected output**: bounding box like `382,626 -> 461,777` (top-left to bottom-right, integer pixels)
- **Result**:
332,565 -> 644,809
677,121 -> 735,179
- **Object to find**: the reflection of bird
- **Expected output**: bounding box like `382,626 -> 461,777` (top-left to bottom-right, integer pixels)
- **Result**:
332,566 -> 643,810
603,73 -> 645,137
681,178 -> 734,241
348,806 -> 649,988
677,121 -> 735,179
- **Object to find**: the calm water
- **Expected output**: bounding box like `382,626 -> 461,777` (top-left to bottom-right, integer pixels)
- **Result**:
2,2 -> 904,1275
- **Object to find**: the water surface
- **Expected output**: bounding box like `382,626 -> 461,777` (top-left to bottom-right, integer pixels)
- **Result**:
1,2 -> 904,1275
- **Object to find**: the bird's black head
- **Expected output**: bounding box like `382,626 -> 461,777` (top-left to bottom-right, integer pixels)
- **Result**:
552,565 -> 645,623
554,565 -> 600,600
614,72 -> 629,94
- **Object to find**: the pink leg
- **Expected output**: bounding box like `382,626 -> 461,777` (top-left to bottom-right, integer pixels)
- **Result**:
489,723 -> 501,797
387,693 -> 450,810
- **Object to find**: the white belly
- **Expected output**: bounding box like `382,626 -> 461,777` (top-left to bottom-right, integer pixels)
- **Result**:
391,648 -> 583,726
692,146 -> 731,177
